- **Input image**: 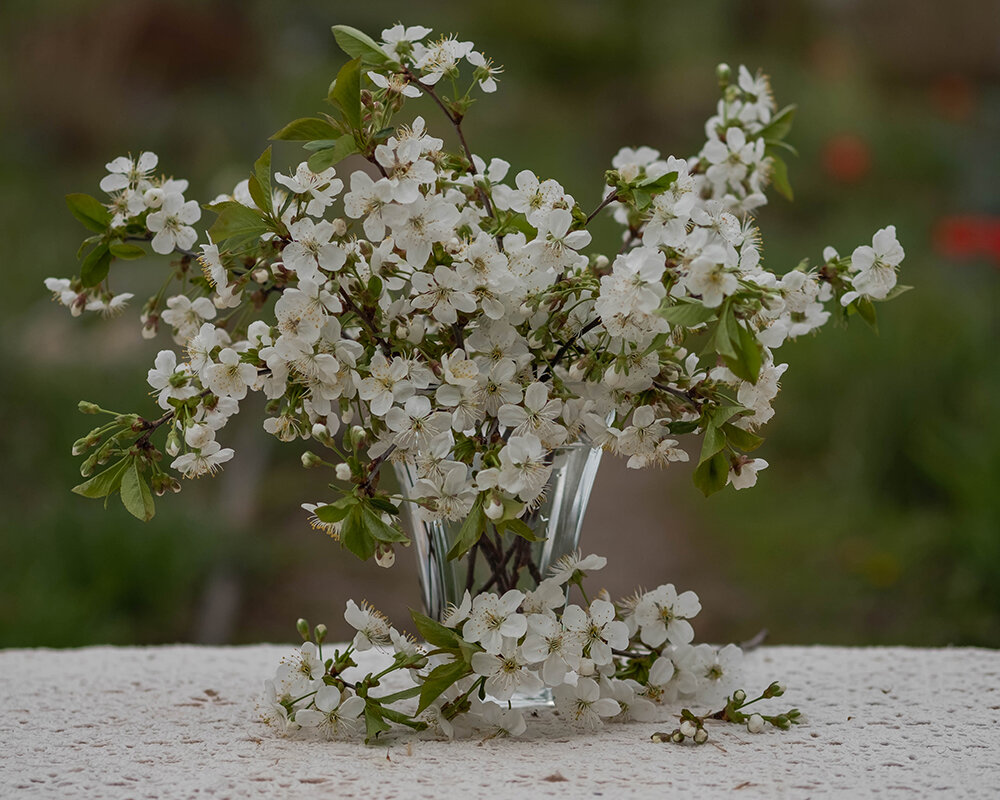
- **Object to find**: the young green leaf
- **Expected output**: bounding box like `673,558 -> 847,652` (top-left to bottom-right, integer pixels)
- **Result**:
72,457 -> 129,499
120,460 -> 155,522
306,134 -> 359,172
499,517 -> 542,542
66,193 -> 111,233
447,495 -> 487,560
693,451 -> 730,497
330,57 -> 363,131
363,701 -> 392,743
331,24 -> 393,66
249,147 -> 274,215
206,201 -> 269,250
340,503 -> 376,560
80,243 -> 112,288
409,610 -> 464,649
723,321 -> 763,383
722,423 -> 765,452
362,505 -> 409,543
698,424 -> 727,465
710,307 -> 739,360
109,242 -> 146,260
417,659 -> 472,714
768,155 -> 794,201
315,496 -> 357,524
756,104 -> 797,141
658,301 -> 717,328
270,117 -> 340,141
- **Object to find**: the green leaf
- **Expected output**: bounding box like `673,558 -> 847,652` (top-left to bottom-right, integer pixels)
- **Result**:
120,460 -> 155,522
447,496 -> 487,561
756,104 -> 797,142
722,423 -> 765,452
306,134 -> 359,172
410,610 -> 464,649
362,505 -> 409,543
72,457 -> 129,499
880,284 -> 913,301
315,496 -> 357,524
80,243 -> 112,288
723,321 -> 763,383
363,701 -> 392,743
368,495 -> 399,515
330,57 -> 363,131
499,517 -> 542,542
693,451 -> 730,497
417,659 -> 472,714
331,24 -> 393,66
249,147 -> 273,215
108,242 -> 146,260
206,201 -> 268,249
637,170 -> 678,190
710,405 -> 745,428
698,424 -> 727,465
66,193 -> 111,233
768,155 -> 794,201
711,307 -> 739,360
340,503 -> 376,561
270,117 -> 339,141
855,296 -> 878,332
765,138 -> 799,158
658,301 -> 716,328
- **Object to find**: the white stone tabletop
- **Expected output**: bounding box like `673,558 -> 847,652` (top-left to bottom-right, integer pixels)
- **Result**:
1,644 -> 998,798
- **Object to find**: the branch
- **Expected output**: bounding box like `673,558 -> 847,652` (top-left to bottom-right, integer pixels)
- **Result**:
538,317 -> 603,382
585,190 -> 619,226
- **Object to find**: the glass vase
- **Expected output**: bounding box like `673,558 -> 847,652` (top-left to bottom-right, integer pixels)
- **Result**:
393,442 -> 604,621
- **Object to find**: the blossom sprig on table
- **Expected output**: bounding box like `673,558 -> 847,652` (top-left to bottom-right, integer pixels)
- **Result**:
52,22 -> 908,582
258,551 -> 788,743
651,682 -> 802,745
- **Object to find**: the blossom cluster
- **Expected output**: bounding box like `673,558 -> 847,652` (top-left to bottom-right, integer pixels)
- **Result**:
259,552 -> 772,742
54,23 -> 907,568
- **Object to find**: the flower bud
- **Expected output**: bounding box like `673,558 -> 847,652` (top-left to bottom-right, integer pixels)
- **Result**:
296,618 -> 310,640
577,658 -> 595,677
314,624 -> 327,644
693,727 -> 708,745
252,268 -> 269,284
335,462 -> 352,481
484,499 -> 504,520
300,451 -> 323,469
764,681 -> 785,698
165,428 -> 181,457
78,401 -> 102,415
746,713 -> 765,733
375,544 -> 395,568
679,720 -> 697,738
331,218 -> 347,236
716,62 -> 732,86
733,689 -> 747,704
670,729 -> 684,743
143,188 -> 165,209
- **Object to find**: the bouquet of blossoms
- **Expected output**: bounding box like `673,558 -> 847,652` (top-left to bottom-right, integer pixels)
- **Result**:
50,22 -> 905,742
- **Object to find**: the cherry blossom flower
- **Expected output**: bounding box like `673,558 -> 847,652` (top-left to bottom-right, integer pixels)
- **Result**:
146,192 -> 200,254
552,677 -> 620,730
462,589 -> 526,654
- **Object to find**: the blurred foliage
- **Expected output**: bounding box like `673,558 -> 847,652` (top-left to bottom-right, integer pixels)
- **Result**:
0,0 -> 997,647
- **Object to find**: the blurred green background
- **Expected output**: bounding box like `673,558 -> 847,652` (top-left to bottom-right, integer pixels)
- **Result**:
2,0 -> 998,648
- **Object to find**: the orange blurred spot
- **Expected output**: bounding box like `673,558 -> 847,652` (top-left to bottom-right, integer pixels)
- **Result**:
934,216 -> 1000,265
821,134 -> 871,184
929,74 -> 976,122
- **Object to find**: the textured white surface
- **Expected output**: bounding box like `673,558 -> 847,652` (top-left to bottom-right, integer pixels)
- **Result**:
1,644 -> 999,798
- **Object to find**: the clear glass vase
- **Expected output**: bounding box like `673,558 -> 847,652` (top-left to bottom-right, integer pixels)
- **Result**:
393,442 -> 604,622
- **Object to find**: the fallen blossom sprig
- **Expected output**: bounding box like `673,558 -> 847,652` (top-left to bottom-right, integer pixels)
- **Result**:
50,23 -> 908,596
651,682 -> 802,745
258,552 -> 789,743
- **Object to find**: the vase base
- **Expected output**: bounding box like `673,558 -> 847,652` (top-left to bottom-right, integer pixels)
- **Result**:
496,687 -> 554,709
